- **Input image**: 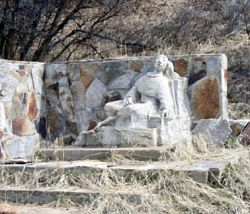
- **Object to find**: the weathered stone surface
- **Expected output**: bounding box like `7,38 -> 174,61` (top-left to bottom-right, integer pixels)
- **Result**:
11,93 -> 26,119
85,79 -> 107,108
190,57 -> 207,76
0,103 -> 10,134
108,72 -> 137,90
28,64 -> 45,94
75,126 -> 158,147
27,92 -> 38,121
191,76 -> 220,119
71,81 -> 86,111
12,118 -> 36,136
0,71 -> 20,102
58,77 -> 75,121
45,63 -> 67,86
46,104 -> 66,139
230,123 -> 243,137
79,64 -> 96,88
75,110 -> 97,132
95,61 -> 127,85
67,63 -> 80,82
239,122 -> 250,146
2,134 -> 39,160
188,70 -> 207,85
193,119 -> 232,147
38,147 -> 172,162
129,61 -> 144,72
229,119 -> 248,137
172,59 -> 188,77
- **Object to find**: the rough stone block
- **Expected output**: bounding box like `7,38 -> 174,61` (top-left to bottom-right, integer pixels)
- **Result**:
45,63 -> 67,86
12,118 -> 36,136
2,134 -> 40,160
75,126 -> 158,147
108,72 -> 137,90
239,122 -> 250,146
85,79 -> 107,108
191,76 -> 220,119
71,81 -> 86,111
172,59 -> 188,77
79,63 -> 97,88
193,119 -> 232,147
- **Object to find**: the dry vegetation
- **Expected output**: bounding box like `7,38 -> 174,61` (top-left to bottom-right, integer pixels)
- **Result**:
1,141 -> 250,213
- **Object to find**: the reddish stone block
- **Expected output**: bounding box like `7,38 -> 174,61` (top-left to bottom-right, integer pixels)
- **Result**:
172,59 -> 188,77
230,123 -> 244,137
239,122 -> 250,146
192,77 -> 220,119
129,61 -> 144,72
12,117 -> 36,136
27,92 -> 38,121
80,66 -> 95,88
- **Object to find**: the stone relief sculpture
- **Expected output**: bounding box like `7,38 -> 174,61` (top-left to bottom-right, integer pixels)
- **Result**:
75,55 -> 192,147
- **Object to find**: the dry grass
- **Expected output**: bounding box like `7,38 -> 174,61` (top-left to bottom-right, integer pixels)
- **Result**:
2,159 -> 250,213
1,139 -> 249,213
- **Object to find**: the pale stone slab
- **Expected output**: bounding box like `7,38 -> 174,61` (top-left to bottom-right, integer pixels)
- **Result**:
2,134 -> 40,160
108,72 -> 137,90
75,126 -> 158,147
38,147 -> 173,162
193,119 -> 232,147
85,79 -> 107,108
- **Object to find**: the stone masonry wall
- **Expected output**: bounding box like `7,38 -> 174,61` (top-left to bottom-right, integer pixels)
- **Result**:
44,54 -> 228,141
0,54 -> 228,160
0,60 -> 44,160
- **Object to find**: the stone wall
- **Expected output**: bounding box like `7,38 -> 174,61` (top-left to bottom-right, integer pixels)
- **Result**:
0,60 -> 44,160
44,54 -> 228,141
0,54 -> 228,159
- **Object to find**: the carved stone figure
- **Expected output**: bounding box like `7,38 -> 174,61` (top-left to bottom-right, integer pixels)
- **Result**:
75,55 -> 192,147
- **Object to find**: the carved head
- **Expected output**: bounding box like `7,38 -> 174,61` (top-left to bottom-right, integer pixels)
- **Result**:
154,55 -> 169,72
154,55 -> 175,77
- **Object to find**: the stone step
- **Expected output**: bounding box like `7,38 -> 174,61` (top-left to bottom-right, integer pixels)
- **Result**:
37,146 -> 175,162
1,149 -> 247,184
5,204 -> 85,214
0,187 -> 141,205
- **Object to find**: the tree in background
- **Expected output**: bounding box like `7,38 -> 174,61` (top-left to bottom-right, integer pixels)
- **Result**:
0,0 -> 140,61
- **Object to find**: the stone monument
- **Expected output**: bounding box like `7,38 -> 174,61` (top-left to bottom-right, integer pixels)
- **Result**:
75,55 -> 192,147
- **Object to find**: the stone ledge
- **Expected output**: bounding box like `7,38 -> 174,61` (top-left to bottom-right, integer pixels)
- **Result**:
1,149 -> 247,184
0,187 -> 142,205
37,146 -> 175,161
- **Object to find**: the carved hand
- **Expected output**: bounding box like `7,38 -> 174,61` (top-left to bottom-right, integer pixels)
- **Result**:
94,124 -> 101,132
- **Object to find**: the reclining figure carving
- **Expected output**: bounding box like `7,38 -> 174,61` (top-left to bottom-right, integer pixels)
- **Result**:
93,55 -> 179,132
76,55 -> 191,147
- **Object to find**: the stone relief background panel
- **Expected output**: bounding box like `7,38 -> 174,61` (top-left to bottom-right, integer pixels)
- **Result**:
44,54 -> 227,141
0,54 -> 228,152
